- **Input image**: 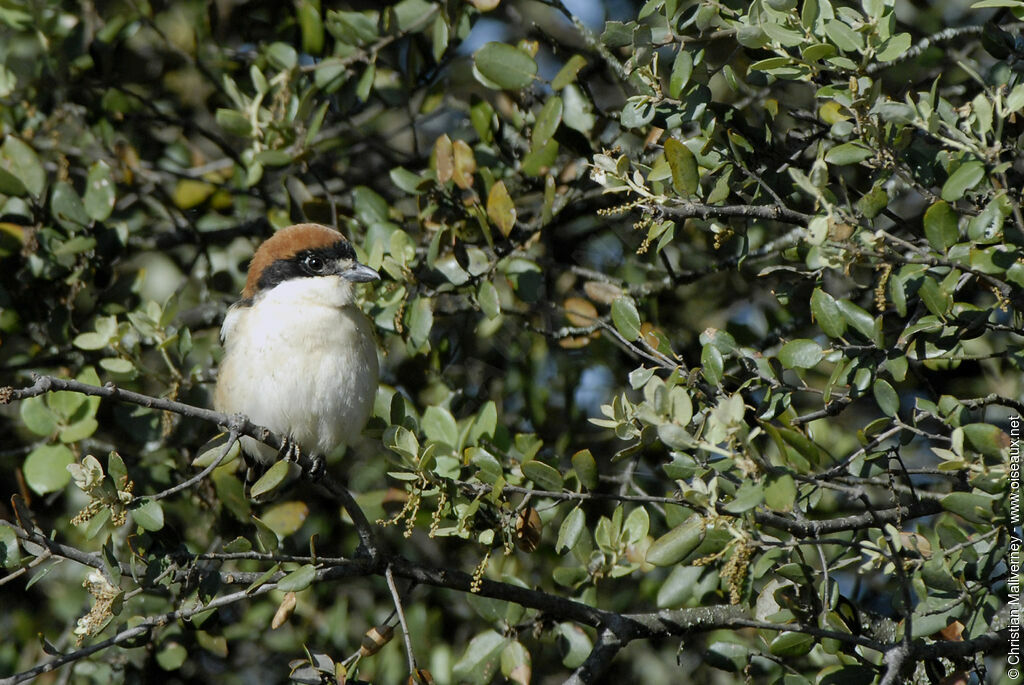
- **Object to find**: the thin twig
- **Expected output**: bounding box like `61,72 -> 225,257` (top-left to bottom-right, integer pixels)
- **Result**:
385,565 -> 417,676
149,431 -> 238,501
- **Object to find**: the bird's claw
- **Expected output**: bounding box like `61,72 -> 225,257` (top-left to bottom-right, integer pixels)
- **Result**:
308,455 -> 326,481
280,438 -> 302,463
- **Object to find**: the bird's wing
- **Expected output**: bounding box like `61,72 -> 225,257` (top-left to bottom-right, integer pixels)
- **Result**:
220,301 -> 251,343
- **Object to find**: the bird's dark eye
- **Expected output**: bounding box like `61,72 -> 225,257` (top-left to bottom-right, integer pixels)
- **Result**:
303,255 -> 326,274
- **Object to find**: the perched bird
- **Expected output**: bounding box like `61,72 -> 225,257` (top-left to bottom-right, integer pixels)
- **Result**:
214,223 -> 380,467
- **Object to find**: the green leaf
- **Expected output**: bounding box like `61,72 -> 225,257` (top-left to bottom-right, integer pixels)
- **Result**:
297,0 -> 324,54
556,506 -> 585,553
611,297 -> 642,341
24,444 -> 74,494
778,339 -> 823,369
250,460 -> 294,499
811,288 -> 846,338
873,379 -> 899,416
478,281 -> 500,319
967,201 -> 1003,244
20,396 -> 57,436
73,331 -> 111,350
664,138 -> 699,195
701,342 -> 724,386
1007,83 -> 1024,112
836,299 -> 877,343
620,97 -> 655,129
876,32 -> 912,61
266,41 -> 298,71
962,423 -> 1010,458
452,630 -> 506,685
803,42 -> 837,61
762,21 -> 804,47
600,21 -> 633,47
156,642 -> 188,671
53,235 -> 97,256
0,167 -> 26,196
669,49 -> 693,98
623,506 -> 649,543
923,200 -> 959,251
656,565 -> 704,608
918,277 -> 952,316
940,492 -> 995,523
473,42 -> 537,90
940,160 -> 985,201
551,55 -> 587,90
500,640 -> 531,685
825,141 -> 873,165
51,181 -> 91,230
723,481 -> 764,513
736,25 -> 769,49
704,641 -> 750,672
212,470 -> 251,522
824,19 -> 864,52
0,524 -> 20,568
557,623 -> 592,669
522,460 -> 563,491
971,0 -> 1024,7
571,449 -> 598,489
856,184 -> 888,219
818,665 -> 879,685
223,537 -> 252,553
1,136 -> 45,197
83,161 -> 116,222
422,406 -> 458,448
215,109 -> 252,137
764,474 -> 796,512
405,296 -> 433,351
486,180 -> 516,237
260,500 -> 310,537
645,516 -> 705,566
355,61 -> 375,102
532,96 -> 563,147
254,150 -> 292,167
277,563 -> 317,592
671,386 -> 693,425
326,9 -> 378,45
99,357 -> 136,377
60,418 -> 98,443
132,498 -> 165,531
769,631 -> 815,657
467,401 -> 498,444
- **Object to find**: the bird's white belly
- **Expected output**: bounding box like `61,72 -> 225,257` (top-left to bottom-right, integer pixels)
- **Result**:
214,300 -> 379,463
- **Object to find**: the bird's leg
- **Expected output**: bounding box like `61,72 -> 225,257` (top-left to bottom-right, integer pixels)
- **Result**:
280,437 -> 302,463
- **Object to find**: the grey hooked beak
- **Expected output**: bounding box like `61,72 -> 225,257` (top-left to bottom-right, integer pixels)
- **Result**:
342,262 -> 381,283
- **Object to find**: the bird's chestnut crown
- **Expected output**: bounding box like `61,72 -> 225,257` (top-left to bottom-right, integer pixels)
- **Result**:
242,223 -> 379,299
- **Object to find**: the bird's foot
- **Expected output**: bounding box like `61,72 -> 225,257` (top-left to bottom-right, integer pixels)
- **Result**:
307,455 -> 326,481
280,437 -> 302,463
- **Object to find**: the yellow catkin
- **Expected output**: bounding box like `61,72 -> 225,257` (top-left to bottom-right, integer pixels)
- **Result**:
428,490 -> 447,538
875,263 -> 892,312
470,549 -> 490,593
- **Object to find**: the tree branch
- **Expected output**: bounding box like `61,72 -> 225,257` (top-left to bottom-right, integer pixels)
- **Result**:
657,201 -> 811,226
563,628 -> 623,685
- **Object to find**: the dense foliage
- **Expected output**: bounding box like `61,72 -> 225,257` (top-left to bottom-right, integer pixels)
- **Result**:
0,0 -> 1019,683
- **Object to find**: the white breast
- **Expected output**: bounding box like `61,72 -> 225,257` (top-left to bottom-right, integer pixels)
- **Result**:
214,277 -> 379,463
